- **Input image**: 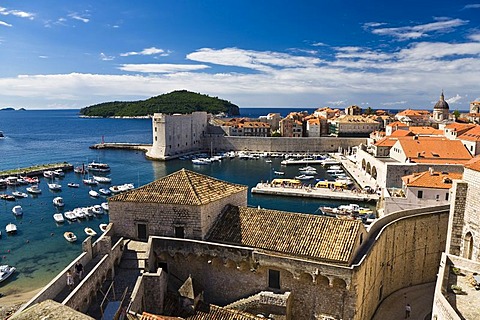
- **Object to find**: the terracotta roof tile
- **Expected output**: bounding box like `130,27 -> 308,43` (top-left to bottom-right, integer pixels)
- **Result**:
185,303 -> 264,320
408,126 -> 443,136
396,109 -> 430,117
444,123 -> 476,135
397,138 -> 472,164
402,171 -> 462,189
208,206 -> 362,265
458,125 -> 480,142
109,169 -> 247,205
465,155 -> 480,172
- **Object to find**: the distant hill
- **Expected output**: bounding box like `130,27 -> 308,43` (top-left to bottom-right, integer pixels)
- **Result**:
79,90 -> 240,117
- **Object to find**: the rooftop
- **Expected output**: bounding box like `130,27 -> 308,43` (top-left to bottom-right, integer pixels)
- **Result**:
396,137 -> 472,164
402,171 -> 463,189
207,205 -> 363,265
465,155 -> 480,172
109,169 -> 247,205
458,125 -> 480,142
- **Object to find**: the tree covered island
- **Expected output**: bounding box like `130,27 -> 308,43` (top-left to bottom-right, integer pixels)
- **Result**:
79,90 -> 240,117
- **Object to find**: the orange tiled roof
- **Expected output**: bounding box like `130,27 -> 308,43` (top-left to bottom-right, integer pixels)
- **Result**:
458,125 -> 480,142
109,169 -> 247,205
307,118 -> 321,125
374,137 -> 400,147
396,109 -> 430,117
465,155 -> 480,172
409,126 -> 443,136
397,138 -> 472,164
208,205 -> 363,265
386,121 -> 409,128
390,130 -> 414,137
444,122 -> 476,134
402,171 -> 463,189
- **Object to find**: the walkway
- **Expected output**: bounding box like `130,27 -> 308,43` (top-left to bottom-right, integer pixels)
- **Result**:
330,153 -> 378,190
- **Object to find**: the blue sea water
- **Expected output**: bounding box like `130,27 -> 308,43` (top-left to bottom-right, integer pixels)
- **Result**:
0,108 -> 352,294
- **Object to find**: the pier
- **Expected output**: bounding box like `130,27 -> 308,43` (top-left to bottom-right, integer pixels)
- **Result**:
90,143 -> 151,152
0,162 -> 73,179
251,183 -> 379,202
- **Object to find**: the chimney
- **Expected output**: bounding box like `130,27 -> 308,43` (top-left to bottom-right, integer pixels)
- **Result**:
429,167 -> 434,175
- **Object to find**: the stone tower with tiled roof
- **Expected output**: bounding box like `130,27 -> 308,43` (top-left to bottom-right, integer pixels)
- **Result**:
433,91 -> 450,122
109,169 -> 248,240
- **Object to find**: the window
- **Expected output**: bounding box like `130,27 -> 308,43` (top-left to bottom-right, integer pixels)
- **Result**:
137,223 -> 147,240
445,192 -> 449,201
417,190 -> 423,199
268,269 -> 280,289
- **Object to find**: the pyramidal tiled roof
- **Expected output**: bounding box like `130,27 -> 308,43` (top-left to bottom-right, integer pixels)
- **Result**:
208,206 -> 362,265
109,169 -> 247,205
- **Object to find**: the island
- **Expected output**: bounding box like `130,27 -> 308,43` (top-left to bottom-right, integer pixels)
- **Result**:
79,90 -> 240,117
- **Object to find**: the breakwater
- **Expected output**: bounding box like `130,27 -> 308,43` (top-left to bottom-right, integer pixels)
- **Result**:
89,143 -> 151,152
0,162 -> 73,179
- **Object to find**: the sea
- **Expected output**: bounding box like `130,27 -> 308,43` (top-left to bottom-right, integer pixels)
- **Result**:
0,108 -> 358,295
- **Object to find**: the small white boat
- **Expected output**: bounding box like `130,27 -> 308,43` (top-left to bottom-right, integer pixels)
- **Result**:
67,183 -> 79,188
294,174 -> 314,180
74,166 -> 87,174
274,171 -> 285,175
87,161 -> 110,173
73,208 -> 86,219
64,231 -> 77,242
83,178 -> 98,185
101,202 -> 109,212
48,183 -> 62,191
99,223 -> 108,232
84,227 -> 97,237
12,191 -> 28,198
64,211 -> 77,221
43,171 -> 54,178
26,185 -> 42,194
192,158 -> 210,165
93,176 -> 112,183
89,190 -> 99,197
83,207 -> 94,218
299,169 -> 317,175
12,205 -> 23,216
92,205 -> 103,215
6,223 -> 17,234
53,213 -> 65,223
53,196 -> 65,207
109,183 -> 134,194
265,159 -> 272,163
53,169 -> 65,177
99,188 -> 111,196
0,265 -> 16,283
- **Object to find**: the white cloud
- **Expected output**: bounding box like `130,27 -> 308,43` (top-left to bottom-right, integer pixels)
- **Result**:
463,4 -> 480,9
120,47 -> 170,57
312,42 -> 328,47
0,20 -> 12,27
381,101 -> 407,106
100,53 -> 115,61
0,6 -> 34,20
68,12 -> 89,23
446,94 -> 462,104
367,18 -> 468,40
327,100 -> 346,106
118,64 -> 210,73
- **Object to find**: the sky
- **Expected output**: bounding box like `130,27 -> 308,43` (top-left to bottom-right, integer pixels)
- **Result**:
1,1 -> 480,110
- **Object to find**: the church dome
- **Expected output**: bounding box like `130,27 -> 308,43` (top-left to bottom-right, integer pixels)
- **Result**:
434,91 -> 449,110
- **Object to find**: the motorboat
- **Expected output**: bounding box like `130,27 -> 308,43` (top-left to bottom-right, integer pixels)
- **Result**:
93,176 -> 111,183
64,211 -> 77,221
12,191 -> 28,198
299,166 -> 316,171
53,169 -> 65,177
64,231 -> 77,242
0,194 -> 16,201
83,207 -> 94,218
67,183 -> 79,188
0,179 -> 7,188
109,183 -> 134,194
53,213 -> 65,223
328,165 -> 342,170
191,158 -> 210,165
43,171 -> 54,179
6,176 -> 20,186
101,202 -> 109,212
0,131 -> 4,138
6,223 -> 17,234
99,188 -> 111,196
83,178 -> 98,186
48,183 -> 62,191
87,161 -> 110,173
12,205 -> 23,216
99,223 -> 108,232
73,208 -> 86,219
53,196 -> 65,207
299,169 -> 317,175
84,227 -> 97,237
26,185 -> 42,194
265,159 -> 272,163
92,205 -> 103,215
273,171 -> 285,175
22,176 -> 39,184
74,165 -> 87,174
0,265 -> 16,283
89,190 -> 99,197
294,174 -> 314,180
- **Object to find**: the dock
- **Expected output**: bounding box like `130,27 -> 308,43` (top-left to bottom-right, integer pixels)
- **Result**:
89,143 -> 151,152
0,162 -> 73,179
251,183 -> 379,202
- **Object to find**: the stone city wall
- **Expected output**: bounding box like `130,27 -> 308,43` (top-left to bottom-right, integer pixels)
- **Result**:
129,268 -> 168,315
352,207 -> 449,320
446,181 -> 468,256
204,136 -> 365,153
462,167 -> 480,261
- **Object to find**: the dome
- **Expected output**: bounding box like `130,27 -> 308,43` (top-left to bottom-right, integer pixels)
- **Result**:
434,91 -> 449,110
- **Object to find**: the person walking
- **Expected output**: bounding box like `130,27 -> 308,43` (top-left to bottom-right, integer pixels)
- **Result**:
405,303 -> 411,318
66,270 -> 74,290
75,262 -> 84,280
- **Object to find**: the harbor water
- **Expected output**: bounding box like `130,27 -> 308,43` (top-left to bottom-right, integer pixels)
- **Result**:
0,109 -> 366,295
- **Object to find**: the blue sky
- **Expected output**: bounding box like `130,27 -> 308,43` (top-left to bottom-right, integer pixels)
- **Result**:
1,1 -> 480,110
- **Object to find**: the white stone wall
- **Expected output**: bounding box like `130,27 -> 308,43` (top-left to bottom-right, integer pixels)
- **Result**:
461,168 -> 480,262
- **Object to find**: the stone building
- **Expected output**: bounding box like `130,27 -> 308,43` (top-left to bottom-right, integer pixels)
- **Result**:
146,112 -> 208,160
329,115 -> 381,137
432,91 -> 450,123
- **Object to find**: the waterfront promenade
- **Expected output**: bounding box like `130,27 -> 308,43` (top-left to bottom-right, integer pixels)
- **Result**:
251,182 -> 379,202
